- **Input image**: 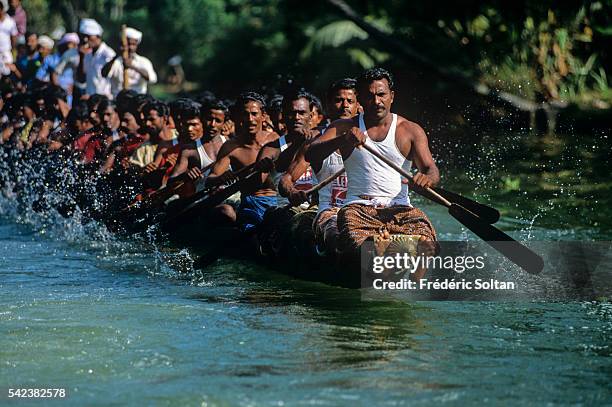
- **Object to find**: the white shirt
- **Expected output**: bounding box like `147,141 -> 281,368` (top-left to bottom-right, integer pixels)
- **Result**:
84,42 -> 116,98
108,53 -> 157,96
314,151 -> 347,212
0,15 -> 17,54
343,113 -> 412,207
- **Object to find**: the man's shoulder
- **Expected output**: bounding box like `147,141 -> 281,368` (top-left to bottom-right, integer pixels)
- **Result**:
259,130 -> 279,143
134,54 -> 153,65
218,138 -> 241,155
99,43 -> 116,57
395,115 -> 426,139
0,16 -> 15,29
262,137 -> 281,150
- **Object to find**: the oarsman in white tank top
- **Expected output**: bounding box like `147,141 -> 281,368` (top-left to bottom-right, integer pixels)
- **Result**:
305,68 -> 439,260
279,78 -> 359,254
168,101 -> 227,186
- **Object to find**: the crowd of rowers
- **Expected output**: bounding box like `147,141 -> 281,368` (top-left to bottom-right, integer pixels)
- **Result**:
0,65 -> 441,262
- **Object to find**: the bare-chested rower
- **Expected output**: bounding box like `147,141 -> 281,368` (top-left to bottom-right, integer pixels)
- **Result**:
205,92 -> 278,231
168,100 -> 226,185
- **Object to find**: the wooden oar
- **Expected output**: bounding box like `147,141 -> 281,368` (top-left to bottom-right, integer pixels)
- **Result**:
122,162 -> 215,212
360,143 -> 544,275
282,167 -> 345,209
412,184 -> 500,224
160,162 -> 259,226
120,25 -> 129,90
182,161 -> 257,205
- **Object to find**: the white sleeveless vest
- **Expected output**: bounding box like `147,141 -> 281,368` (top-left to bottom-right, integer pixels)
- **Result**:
343,113 -> 412,207
314,151 -> 347,212
194,136 -> 227,191
196,135 -> 227,171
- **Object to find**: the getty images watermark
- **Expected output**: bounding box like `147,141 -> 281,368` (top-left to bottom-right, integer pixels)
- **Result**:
371,252 -> 516,291
359,240 -> 612,301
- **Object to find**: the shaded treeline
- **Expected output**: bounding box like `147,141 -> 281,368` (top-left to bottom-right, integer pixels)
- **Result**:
26,1 -> 610,106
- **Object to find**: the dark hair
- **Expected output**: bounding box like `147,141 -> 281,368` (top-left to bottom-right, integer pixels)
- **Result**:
306,92 -> 324,115
169,98 -> 192,122
206,99 -> 228,116
356,67 -> 394,92
281,88 -> 315,111
195,90 -> 216,111
327,78 -> 356,101
42,84 -> 67,107
115,90 -> 139,117
178,99 -> 201,121
86,94 -> 109,112
134,93 -> 154,111
142,100 -> 169,118
267,94 -> 283,116
66,101 -> 89,130
237,91 -> 266,111
115,89 -> 137,106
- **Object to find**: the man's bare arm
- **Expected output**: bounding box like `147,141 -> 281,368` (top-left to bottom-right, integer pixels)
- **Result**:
278,143 -> 310,198
205,142 -> 234,187
401,122 -> 439,188
168,150 -> 189,180
304,125 -> 345,163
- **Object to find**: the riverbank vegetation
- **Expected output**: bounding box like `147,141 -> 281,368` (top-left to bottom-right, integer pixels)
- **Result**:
26,1 -> 610,110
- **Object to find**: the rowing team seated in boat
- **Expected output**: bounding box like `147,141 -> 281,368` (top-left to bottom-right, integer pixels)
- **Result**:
0,67 -> 440,281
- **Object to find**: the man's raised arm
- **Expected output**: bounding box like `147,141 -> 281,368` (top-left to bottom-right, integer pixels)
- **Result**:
403,122 -> 440,189
304,124 -> 345,164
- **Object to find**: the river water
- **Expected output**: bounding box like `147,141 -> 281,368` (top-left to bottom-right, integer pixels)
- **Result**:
1,129 -> 611,405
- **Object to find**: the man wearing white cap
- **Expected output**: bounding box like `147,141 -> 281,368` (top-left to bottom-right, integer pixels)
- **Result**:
78,18 -> 115,98
32,35 -> 54,81
37,33 -> 80,104
102,27 -> 157,96
53,32 -> 82,102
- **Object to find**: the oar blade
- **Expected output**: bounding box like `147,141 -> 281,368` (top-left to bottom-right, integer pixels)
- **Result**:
432,186 -> 500,224
448,203 -> 544,274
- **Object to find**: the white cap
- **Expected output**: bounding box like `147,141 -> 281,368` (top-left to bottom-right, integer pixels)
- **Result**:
0,0 -> 8,12
38,35 -> 55,49
59,32 -> 79,46
125,27 -> 142,44
79,18 -> 103,36
168,55 -> 182,66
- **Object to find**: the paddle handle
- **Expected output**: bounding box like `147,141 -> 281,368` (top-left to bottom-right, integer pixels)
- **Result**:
121,25 -> 129,90
282,167 -> 345,210
306,167 -> 345,195
360,143 -> 452,207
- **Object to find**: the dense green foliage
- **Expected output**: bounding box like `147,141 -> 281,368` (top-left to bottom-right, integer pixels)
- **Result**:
25,0 -> 610,105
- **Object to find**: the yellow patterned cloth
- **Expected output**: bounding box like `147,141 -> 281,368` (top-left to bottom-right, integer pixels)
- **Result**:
336,204 -> 436,254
